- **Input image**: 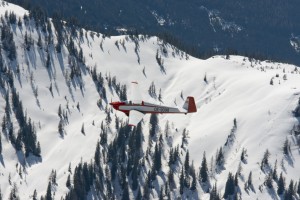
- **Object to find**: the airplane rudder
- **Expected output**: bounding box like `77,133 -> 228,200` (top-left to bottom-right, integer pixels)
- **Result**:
187,96 -> 197,113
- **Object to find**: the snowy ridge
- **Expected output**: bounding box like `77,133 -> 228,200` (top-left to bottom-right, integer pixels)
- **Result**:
0,1 -> 300,199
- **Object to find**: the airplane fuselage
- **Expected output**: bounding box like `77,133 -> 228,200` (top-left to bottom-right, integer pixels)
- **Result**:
110,96 -> 196,126
110,101 -> 183,116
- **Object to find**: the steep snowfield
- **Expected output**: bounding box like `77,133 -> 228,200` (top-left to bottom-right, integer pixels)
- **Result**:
0,1 -> 300,199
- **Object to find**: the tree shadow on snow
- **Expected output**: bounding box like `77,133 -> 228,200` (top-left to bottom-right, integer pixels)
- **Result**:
0,155 -> 5,167
25,154 -> 42,167
37,46 -> 46,69
16,151 -> 42,167
71,76 -> 85,97
200,181 -> 211,194
56,51 -> 65,74
24,47 -> 37,70
284,154 -> 294,167
266,187 -> 279,200
16,150 -> 26,166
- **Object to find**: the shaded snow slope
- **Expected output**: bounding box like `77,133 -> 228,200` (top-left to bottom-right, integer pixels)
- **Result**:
0,1 -> 300,199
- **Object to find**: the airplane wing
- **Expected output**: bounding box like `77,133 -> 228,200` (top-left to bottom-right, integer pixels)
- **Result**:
131,81 -> 142,104
128,110 -> 145,126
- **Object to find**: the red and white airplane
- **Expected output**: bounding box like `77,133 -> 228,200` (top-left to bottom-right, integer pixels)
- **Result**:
110,82 -> 197,126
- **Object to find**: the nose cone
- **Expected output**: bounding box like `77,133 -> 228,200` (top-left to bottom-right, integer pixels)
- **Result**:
109,101 -> 124,110
110,102 -> 116,109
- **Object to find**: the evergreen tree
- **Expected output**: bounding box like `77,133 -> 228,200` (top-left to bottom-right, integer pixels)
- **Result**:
273,160 -> 278,181
204,73 -> 207,83
148,81 -> 156,97
17,17 -> 22,27
277,172 -> 285,195
210,183 -> 221,200
135,122 -> 143,151
131,159 -> 139,190
0,134 -> 2,155
115,115 -> 120,130
200,151 -> 209,183
190,162 -> 197,191
58,120 -> 64,137
283,138 -> 290,155
94,140 -> 101,166
184,151 -> 190,188
149,113 -> 158,137
46,53 -> 51,69
270,78 -> 274,85
51,170 -> 57,185
179,167 -> 185,194
158,88 -> 162,102
181,128 -> 188,148
153,143 -> 161,172
284,179 -> 295,200
37,34 -> 42,48
78,48 -> 83,63
121,181 -> 130,200
143,171 -> 151,199
45,181 -> 52,200
216,147 -> 224,167
223,172 -> 235,199
15,132 -> 22,151
265,171 -> 273,188
68,163 -> 72,174
236,162 -> 242,177
66,174 -> 71,188
247,171 -> 253,188
81,123 -> 85,135
8,124 -> 17,145
234,173 -> 239,187
58,105 -> 62,117
136,187 -> 142,200
33,189 -> 38,200
1,116 -> 6,133
105,111 -> 112,124
36,142 -> 41,156
261,149 -> 270,169
297,178 -> 300,196
233,118 -> 237,128
241,148 -> 248,163
8,173 -> 11,185
9,183 -> 19,200
190,172 -> 197,191
168,169 -> 175,190
1,24 -> 17,60
159,186 -> 164,200
120,85 -> 127,101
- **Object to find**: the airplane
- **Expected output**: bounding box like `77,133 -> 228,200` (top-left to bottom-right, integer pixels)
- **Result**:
110,82 -> 197,126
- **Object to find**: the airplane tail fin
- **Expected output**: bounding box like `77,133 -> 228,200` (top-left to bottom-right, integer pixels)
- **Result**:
183,96 -> 197,113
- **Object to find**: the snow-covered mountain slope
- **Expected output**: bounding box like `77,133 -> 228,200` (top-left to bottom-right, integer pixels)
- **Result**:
0,1 -> 300,199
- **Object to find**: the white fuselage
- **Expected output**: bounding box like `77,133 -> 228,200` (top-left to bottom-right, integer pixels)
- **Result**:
119,101 -> 183,114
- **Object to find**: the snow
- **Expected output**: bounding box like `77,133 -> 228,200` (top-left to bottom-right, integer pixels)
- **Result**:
0,1 -> 300,199
200,6 -> 242,33
0,0 -> 28,16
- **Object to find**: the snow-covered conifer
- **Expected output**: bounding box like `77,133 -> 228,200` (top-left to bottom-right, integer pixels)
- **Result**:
223,172 -> 235,199
200,151 -> 209,183
277,172 -> 285,195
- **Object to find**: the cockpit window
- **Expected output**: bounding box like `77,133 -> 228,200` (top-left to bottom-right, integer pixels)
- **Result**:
124,100 -> 132,104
